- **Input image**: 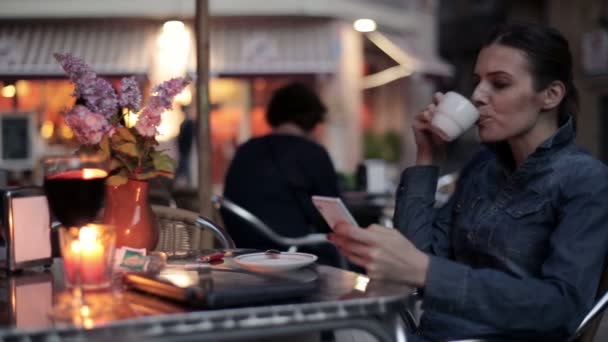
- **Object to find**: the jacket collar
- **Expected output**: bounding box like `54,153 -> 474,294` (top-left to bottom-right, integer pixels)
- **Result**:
486,117 -> 575,173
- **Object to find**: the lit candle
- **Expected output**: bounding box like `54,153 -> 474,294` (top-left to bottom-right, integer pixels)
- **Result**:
62,225 -> 112,288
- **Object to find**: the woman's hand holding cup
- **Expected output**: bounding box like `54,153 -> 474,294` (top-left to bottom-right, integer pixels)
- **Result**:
413,92 -> 448,166
413,91 -> 479,166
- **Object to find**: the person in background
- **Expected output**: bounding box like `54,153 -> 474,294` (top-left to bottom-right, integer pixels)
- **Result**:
329,22 -> 608,341
174,104 -> 195,187
222,82 -> 341,266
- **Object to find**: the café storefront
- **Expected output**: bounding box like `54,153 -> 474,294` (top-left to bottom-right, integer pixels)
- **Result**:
0,17 -> 451,186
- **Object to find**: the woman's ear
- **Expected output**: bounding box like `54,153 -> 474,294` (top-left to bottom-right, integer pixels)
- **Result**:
541,80 -> 566,112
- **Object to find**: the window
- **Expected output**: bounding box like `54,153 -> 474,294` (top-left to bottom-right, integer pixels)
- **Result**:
0,112 -> 35,170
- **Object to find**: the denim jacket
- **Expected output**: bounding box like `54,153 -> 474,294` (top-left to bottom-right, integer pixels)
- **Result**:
395,119 -> 608,341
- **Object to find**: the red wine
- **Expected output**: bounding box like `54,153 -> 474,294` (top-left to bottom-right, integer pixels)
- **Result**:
44,169 -> 107,228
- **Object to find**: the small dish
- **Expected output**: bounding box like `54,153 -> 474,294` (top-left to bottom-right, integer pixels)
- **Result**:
234,252 -> 318,273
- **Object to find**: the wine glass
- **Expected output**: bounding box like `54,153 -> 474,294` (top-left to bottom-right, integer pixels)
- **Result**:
42,153 -> 109,323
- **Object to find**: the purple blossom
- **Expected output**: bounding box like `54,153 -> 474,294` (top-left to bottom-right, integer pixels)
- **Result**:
150,77 -> 191,110
118,77 -> 142,112
53,53 -> 97,99
55,52 -> 190,145
64,105 -> 110,145
135,76 -> 190,137
134,107 -> 163,137
83,78 -> 119,118
54,53 -> 187,180
54,53 -> 118,118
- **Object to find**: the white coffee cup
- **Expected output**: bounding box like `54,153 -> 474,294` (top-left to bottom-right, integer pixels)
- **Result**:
431,91 -> 479,141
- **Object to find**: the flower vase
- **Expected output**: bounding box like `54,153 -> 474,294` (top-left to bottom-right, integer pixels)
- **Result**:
103,179 -> 159,251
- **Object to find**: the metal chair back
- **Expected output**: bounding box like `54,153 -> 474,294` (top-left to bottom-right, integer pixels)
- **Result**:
210,195 -> 329,249
570,258 -> 608,342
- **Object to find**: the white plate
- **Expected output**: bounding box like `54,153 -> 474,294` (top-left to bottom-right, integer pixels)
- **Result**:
234,252 -> 318,273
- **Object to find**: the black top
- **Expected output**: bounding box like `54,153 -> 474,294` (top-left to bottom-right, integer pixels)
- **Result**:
177,119 -> 195,155
222,134 -> 339,256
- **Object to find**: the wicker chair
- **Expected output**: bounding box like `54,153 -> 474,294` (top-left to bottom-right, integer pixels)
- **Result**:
152,205 -> 235,256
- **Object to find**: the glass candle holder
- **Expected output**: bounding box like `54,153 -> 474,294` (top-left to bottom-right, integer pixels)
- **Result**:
59,224 -> 116,290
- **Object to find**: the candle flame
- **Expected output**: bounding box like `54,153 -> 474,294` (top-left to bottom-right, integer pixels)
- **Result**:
79,226 -> 99,246
71,240 -> 81,253
82,168 -> 108,179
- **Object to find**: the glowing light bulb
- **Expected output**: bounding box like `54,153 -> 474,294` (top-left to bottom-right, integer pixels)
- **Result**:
353,19 -> 377,33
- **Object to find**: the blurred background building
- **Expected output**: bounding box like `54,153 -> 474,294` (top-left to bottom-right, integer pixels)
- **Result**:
0,0 -> 449,190
2,0 -> 605,191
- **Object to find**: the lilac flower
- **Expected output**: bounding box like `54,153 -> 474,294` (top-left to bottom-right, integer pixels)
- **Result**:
54,53 -> 118,118
53,53 -> 97,100
55,52 -> 192,181
83,78 -> 119,118
135,77 -> 190,137
64,105 -> 110,145
150,77 -> 191,110
134,106 -> 163,137
118,77 -> 142,112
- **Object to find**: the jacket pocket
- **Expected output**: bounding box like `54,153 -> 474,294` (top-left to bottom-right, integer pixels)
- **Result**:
504,197 -> 547,218
502,196 -> 553,265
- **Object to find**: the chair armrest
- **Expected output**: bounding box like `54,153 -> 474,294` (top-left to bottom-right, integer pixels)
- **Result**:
278,233 -> 330,247
195,215 -> 236,249
211,195 -> 332,248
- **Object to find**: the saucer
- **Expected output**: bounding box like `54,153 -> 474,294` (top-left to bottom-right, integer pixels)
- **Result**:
234,252 -> 318,273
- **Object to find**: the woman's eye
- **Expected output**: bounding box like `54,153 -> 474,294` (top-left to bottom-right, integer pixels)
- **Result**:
492,81 -> 509,89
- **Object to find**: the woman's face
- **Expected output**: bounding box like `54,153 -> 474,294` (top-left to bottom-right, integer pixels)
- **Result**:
472,43 -> 546,143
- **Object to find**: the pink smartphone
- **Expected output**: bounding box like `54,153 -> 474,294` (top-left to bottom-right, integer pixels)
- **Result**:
311,195 -> 358,229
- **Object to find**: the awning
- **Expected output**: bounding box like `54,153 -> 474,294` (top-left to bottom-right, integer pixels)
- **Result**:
362,31 -> 453,89
0,21 -> 156,77
191,19 -> 339,75
0,19 -> 340,78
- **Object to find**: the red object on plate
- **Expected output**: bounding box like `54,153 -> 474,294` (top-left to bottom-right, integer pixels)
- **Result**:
199,252 -> 225,263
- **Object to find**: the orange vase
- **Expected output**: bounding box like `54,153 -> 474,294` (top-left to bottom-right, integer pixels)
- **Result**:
103,179 -> 159,251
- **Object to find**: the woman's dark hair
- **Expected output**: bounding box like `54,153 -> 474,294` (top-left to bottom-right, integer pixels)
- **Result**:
482,22 -> 579,129
266,82 -> 327,132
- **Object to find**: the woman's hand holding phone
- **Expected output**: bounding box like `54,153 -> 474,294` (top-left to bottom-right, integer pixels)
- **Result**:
311,195 -> 357,229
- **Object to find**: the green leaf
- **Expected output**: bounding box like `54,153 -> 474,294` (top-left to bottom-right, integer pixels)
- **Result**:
107,174 -> 128,186
151,152 -> 176,172
99,135 -> 111,159
135,170 -> 174,180
134,171 -> 158,180
114,155 -> 137,173
114,142 -> 139,157
157,170 -> 174,179
116,127 -> 137,143
108,157 -> 123,172
110,132 -> 123,145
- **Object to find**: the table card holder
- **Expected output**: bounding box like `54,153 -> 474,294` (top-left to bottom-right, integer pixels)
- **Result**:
0,187 -> 53,272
